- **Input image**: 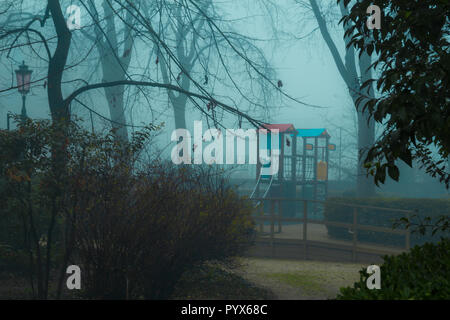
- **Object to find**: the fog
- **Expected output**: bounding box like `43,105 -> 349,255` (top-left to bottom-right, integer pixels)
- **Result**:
0,0 -> 447,198
1,0 -> 449,303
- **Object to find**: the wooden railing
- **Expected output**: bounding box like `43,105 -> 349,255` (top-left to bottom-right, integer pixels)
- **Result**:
248,197 -> 415,262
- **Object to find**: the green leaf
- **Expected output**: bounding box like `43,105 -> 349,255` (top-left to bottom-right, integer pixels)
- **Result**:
388,165 -> 400,181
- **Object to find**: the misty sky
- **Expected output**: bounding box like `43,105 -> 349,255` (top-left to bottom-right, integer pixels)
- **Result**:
0,1 -> 353,138
0,0 -> 448,197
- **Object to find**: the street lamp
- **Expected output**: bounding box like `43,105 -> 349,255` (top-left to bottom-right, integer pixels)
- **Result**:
15,61 -> 33,124
6,112 -> 12,130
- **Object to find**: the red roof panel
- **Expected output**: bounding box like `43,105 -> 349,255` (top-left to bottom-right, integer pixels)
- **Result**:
259,123 -> 296,133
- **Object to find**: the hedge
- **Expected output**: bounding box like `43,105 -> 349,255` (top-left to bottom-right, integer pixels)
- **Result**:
324,198 -> 450,247
337,237 -> 450,300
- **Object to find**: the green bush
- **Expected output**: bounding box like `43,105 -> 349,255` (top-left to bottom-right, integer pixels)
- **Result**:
337,238 -> 450,300
0,244 -> 30,275
324,198 -> 449,247
75,163 -> 255,299
0,122 -> 69,295
1,119 -> 254,299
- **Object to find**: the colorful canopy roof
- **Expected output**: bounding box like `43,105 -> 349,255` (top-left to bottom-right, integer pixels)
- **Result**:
257,124 -> 330,138
259,123 -> 296,133
294,128 -> 330,138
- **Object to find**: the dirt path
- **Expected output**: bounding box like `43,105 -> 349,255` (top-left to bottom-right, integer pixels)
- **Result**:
233,258 -> 365,300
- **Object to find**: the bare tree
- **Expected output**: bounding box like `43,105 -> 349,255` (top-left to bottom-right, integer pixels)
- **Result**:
142,0 -> 286,131
294,0 -> 376,196
76,0 -> 139,142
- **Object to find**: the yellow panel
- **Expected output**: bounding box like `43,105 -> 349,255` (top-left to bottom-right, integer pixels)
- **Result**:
317,161 -> 327,181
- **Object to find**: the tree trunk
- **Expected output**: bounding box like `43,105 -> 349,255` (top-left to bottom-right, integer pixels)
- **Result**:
173,95 -> 188,130
103,83 -> 128,141
356,51 -> 376,197
98,28 -> 130,142
356,108 -> 375,197
309,0 -> 376,197
156,9 -> 195,131
39,0 -> 73,299
47,0 -> 71,123
88,0 -> 133,143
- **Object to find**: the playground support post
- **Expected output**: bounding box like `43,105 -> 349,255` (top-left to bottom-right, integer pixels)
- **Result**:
279,133 -> 285,221
303,200 -> 308,259
278,199 -> 282,233
302,137 -> 307,184
292,135 -> 298,215
279,132 -> 285,181
339,127 -> 342,181
270,200 -> 275,255
352,207 -> 358,262
325,135 -> 330,199
313,137 -> 318,216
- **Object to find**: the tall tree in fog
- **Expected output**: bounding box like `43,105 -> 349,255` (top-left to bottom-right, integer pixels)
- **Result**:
81,0 -> 138,142
148,1 -> 210,130
0,0 -> 301,143
296,0 -> 376,196
142,0 -> 282,130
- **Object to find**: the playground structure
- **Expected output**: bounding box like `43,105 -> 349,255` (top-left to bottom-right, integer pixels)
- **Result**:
250,124 -> 334,219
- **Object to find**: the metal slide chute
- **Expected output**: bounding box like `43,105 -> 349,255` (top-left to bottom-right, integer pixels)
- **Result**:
249,174 -> 274,207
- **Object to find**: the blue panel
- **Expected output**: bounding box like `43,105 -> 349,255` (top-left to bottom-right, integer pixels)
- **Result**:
292,128 -> 327,137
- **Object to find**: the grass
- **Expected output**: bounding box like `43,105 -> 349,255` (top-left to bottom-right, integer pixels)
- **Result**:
263,271 -> 326,295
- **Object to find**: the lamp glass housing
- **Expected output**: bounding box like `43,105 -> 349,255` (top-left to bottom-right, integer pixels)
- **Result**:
15,61 -> 32,95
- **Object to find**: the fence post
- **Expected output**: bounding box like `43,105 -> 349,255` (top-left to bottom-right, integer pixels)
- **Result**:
258,201 -> 263,233
278,199 -> 282,233
352,207 -> 358,262
405,211 -> 411,251
270,200 -> 275,256
303,200 -> 308,259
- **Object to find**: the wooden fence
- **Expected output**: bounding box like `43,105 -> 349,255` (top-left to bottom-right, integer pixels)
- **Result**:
248,197 -> 415,262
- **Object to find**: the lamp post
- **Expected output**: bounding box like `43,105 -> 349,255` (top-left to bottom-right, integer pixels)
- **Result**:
6,112 -> 12,130
15,61 -> 33,124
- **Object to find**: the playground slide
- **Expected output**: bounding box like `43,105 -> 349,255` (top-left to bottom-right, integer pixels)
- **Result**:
249,146 -> 279,207
249,174 -> 274,207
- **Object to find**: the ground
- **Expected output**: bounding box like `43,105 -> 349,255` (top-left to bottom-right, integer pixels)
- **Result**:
0,258 -> 364,300
230,257 -> 365,300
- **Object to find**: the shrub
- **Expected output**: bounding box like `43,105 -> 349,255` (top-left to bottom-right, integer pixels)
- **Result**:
324,198 -> 449,247
337,238 -> 450,300
0,244 -> 29,275
0,119 -> 73,298
0,118 -> 254,299
74,163 -> 255,299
